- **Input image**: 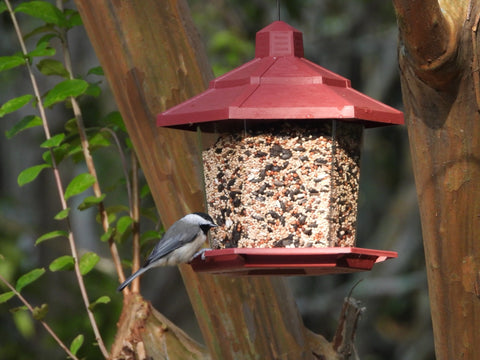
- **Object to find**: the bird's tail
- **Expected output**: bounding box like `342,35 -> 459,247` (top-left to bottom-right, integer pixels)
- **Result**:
117,266 -> 148,292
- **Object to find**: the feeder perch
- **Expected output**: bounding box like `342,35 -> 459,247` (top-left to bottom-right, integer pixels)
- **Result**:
157,21 -> 403,275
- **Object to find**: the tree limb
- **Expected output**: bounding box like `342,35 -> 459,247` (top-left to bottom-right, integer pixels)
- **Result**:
393,0 -> 464,89
394,1 -> 480,358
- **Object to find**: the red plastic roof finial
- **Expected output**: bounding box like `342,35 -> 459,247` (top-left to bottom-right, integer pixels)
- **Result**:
255,21 -> 304,58
157,21 -> 404,129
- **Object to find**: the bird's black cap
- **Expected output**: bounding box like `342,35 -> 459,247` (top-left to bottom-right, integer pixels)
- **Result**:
193,212 -> 216,225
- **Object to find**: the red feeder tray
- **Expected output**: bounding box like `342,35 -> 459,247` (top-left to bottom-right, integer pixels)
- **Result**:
190,247 -> 397,276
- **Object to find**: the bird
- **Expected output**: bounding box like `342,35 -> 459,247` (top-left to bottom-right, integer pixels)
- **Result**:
117,212 -> 217,292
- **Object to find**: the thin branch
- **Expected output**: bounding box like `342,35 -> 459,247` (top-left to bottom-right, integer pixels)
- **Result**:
131,154 -> 141,293
55,1 -> 127,291
0,273 -> 79,360
5,1 -> 109,357
100,126 -> 132,205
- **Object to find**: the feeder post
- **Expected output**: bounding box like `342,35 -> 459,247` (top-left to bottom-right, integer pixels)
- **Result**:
394,1 -> 480,359
75,0 -> 335,358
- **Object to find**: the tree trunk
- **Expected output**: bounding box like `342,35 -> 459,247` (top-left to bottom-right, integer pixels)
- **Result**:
393,1 -> 480,358
75,1 -> 337,358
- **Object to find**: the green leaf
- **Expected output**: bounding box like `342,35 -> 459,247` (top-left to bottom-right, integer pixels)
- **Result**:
87,66 -> 104,76
18,164 -> 50,186
0,95 -> 33,118
36,33 -> 57,47
5,115 -> 42,139
77,194 -> 106,211
32,303 -> 48,321
15,1 -> 67,26
0,291 -> 15,304
12,309 -> 34,338
36,59 -> 69,78
100,205 -> 128,227
88,295 -> 110,310
0,55 -> 25,72
70,334 -> 84,356
10,305 -> 28,313
40,133 -> 65,148
42,143 -> 70,166
43,79 -> 89,108
100,228 -> 114,242
85,83 -> 101,97
27,41 -> 55,59
79,252 -> 100,275
15,268 -> 45,292
88,131 -> 111,149
54,208 -> 70,220
116,216 -> 133,235
66,143 -> 84,162
49,255 -> 74,272
36,230 -> 68,245
64,117 -> 78,134
65,9 -> 82,28
102,111 -> 125,132
140,184 -> 151,199
0,3 -> 7,14
64,173 -> 96,200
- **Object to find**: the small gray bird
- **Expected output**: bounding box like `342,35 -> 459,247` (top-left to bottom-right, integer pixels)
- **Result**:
117,212 -> 216,292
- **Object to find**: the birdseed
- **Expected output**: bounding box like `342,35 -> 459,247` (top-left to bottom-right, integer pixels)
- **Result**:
202,121 -> 362,249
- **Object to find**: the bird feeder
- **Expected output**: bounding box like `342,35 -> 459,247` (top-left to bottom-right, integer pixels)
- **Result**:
157,21 -> 402,275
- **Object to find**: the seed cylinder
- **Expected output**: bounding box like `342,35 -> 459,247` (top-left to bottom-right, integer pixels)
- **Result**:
202,120 -> 363,249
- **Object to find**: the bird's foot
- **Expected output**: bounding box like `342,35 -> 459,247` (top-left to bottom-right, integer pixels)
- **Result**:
192,248 -> 211,261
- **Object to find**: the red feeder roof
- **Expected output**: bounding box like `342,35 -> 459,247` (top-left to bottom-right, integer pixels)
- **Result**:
157,21 -> 404,128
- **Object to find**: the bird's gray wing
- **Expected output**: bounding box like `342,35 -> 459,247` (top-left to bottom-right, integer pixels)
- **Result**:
143,229 -> 198,267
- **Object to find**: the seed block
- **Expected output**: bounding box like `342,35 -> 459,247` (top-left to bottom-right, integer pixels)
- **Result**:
203,121 -> 362,249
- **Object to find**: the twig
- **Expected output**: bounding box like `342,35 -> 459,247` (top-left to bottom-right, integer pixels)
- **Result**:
130,154 -> 141,293
332,284 -> 365,359
55,1 -> 127,291
6,1 -> 109,357
100,127 -> 132,204
0,272 -> 79,360
347,279 -> 363,299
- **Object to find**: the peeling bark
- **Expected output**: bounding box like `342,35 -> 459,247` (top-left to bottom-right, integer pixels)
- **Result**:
394,1 -> 480,358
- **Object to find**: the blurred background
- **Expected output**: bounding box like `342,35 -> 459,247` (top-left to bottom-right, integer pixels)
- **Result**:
0,0 -> 432,359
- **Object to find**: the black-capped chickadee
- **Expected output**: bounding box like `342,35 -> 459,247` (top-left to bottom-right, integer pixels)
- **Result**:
117,212 -> 216,292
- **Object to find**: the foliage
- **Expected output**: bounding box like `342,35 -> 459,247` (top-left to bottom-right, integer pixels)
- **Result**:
0,0 -> 161,358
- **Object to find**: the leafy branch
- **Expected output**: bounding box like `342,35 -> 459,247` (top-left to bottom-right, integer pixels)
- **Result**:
0,270 -> 81,360
0,0 -> 160,357
3,0 -> 109,357
55,0 -> 127,289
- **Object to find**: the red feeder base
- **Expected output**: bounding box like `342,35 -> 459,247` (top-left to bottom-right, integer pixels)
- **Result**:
189,247 -> 397,276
